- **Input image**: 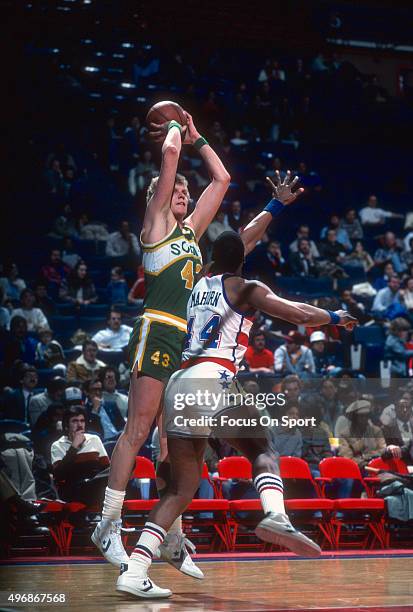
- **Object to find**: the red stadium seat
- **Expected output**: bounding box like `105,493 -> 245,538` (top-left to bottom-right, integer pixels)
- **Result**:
214,456 -> 252,498
319,457 -> 386,548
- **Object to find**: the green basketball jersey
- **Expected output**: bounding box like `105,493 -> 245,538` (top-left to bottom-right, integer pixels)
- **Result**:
141,223 -> 203,331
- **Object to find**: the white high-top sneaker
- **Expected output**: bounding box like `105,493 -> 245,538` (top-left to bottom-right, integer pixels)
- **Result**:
116,563 -> 172,599
157,533 -> 204,579
255,512 -> 322,557
91,519 -> 130,567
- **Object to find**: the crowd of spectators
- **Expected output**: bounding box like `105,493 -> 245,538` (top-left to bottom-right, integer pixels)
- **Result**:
2,43 -> 413,545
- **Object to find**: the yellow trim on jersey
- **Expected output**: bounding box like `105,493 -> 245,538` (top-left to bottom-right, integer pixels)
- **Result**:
144,253 -> 202,277
140,223 -> 178,249
142,233 -> 198,253
143,309 -> 187,332
132,317 -> 151,370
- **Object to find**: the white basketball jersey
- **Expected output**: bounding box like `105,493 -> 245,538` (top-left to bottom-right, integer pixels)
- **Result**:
182,274 -> 254,368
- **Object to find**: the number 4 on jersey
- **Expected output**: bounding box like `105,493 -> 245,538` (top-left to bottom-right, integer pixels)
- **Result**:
181,260 -> 202,290
184,314 -> 222,351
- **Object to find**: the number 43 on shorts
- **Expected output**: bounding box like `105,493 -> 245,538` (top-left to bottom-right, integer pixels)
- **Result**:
150,351 -> 170,367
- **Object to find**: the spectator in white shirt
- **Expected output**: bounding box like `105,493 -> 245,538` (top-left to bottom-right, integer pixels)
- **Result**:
92,307 -> 132,352
207,210 -> 231,243
289,224 -> 320,259
372,275 -> 403,317
274,331 -> 315,376
12,289 -> 49,333
105,221 -> 141,259
359,194 -> 404,226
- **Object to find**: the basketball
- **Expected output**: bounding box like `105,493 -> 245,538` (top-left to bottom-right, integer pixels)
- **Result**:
146,100 -> 187,127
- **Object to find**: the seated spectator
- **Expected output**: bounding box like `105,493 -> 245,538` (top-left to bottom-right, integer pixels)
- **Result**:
244,332 -> 274,374
35,327 -> 65,370
301,404 -> 333,477
289,238 -> 319,277
118,347 -> 131,390
92,307 -> 133,352
107,266 -> 129,305
128,265 -> 145,304
128,151 -> 156,195
401,277 -> 413,318
207,210 -> 231,245
379,389 -> 412,427
225,200 -> 243,232
99,366 -> 128,419
32,402 -> 65,499
309,378 -> 344,438
67,339 -> 106,383
33,281 -> 55,318
269,405 -> 302,457
359,194 -> 404,226
343,240 -> 374,273
339,208 -> 363,241
41,249 -> 71,297
280,375 -> 304,409
105,220 -> 141,260
59,261 -> 98,307
29,376 -> 66,427
230,129 -> 248,147
51,405 -> 109,504
0,287 -> 10,329
295,161 -> 322,191
374,231 -> 405,274
64,385 -> 83,407
61,237 -> 81,269
274,331 -> 315,377
373,262 -> 396,291
319,229 -> 347,264
0,262 -> 26,301
83,379 -> 124,442
78,213 -> 109,242
382,396 -> 413,447
2,316 -> 37,367
289,225 -> 320,258
339,400 -> 386,470
49,204 -> 79,241
258,241 -> 286,287
44,158 -> 63,195
309,331 -> 339,376
401,237 -> 413,269
11,289 -> 49,333
0,363 -> 39,424
372,275 -> 404,319
320,215 -> 352,251
384,318 -> 413,378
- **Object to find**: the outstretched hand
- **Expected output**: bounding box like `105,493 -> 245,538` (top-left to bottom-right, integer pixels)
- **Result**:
266,170 -> 304,206
334,310 -> 358,331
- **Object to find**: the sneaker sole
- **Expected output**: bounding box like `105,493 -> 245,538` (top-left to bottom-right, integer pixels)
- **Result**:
255,524 -> 321,558
116,584 -> 172,599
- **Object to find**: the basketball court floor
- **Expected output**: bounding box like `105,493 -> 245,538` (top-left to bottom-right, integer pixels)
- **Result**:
1,551 -> 412,611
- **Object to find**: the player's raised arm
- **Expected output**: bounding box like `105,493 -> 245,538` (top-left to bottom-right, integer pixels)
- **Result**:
142,120 -> 184,233
184,113 -> 231,240
240,279 -> 357,329
240,171 -> 304,256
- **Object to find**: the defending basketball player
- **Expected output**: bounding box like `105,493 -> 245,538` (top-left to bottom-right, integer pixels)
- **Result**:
92,106 -> 304,578
116,232 -> 357,598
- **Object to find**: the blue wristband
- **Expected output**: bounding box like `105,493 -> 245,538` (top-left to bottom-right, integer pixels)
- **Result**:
263,198 -> 284,218
326,309 -> 340,325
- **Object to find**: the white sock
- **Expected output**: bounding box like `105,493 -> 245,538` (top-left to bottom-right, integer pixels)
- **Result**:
129,521 -> 166,575
254,472 -> 285,515
102,487 -> 125,521
167,515 -> 182,537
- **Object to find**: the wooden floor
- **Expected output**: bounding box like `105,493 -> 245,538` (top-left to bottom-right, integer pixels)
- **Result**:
1,557 -> 413,611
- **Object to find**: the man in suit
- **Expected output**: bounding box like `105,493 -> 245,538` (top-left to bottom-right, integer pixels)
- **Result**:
382,397 -> 413,447
289,238 -> 319,277
83,378 -> 125,442
0,363 -> 39,424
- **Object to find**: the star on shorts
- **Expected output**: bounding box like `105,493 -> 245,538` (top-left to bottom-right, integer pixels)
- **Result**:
218,370 -> 230,381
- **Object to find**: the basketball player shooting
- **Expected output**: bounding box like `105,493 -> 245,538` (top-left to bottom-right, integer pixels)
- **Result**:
93,101 -> 304,585
116,232 -> 357,598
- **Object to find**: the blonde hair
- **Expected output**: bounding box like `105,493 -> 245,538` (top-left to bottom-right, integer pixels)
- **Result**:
146,173 -> 189,205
